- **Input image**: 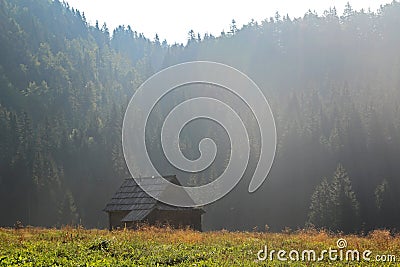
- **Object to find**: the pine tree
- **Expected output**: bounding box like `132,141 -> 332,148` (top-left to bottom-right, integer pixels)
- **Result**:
342,2 -> 354,20
375,179 -> 400,228
307,177 -> 332,228
229,19 -> 237,35
330,164 -> 360,232
187,29 -> 196,44
308,164 -> 360,232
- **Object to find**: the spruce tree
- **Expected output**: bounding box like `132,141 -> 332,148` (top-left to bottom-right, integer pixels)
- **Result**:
308,164 -> 360,232
330,164 -> 360,232
308,177 -> 332,228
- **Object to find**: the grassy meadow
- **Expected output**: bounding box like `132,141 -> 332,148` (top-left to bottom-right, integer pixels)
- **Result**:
0,226 -> 399,266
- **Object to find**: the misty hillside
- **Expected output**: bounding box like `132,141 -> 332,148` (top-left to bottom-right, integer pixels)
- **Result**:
0,0 -> 400,232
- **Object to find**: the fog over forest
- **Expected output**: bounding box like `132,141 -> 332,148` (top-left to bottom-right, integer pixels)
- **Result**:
0,0 -> 400,233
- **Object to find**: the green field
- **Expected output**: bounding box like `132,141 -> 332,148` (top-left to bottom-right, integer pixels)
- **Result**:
0,227 -> 399,266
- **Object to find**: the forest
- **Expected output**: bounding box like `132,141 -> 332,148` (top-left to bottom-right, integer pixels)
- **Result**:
0,0 -> 400,233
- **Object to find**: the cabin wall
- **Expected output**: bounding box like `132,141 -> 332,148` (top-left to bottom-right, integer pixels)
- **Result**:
107,209 -> 203,231
108,211 -> 130,230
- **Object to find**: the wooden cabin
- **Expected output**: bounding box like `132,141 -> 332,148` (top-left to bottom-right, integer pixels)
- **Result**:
103,175 -> 204,231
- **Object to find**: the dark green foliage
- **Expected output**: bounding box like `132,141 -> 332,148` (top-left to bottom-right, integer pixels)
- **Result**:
0,0 -> 400,231
374,179 -> 400,228
0,0 -> 160,227
308,178 -> 332,229
308,164 -> 360,233
330,164 -> 360,232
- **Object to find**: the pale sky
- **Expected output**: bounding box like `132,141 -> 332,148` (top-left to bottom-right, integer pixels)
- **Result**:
66,0 -> 392,44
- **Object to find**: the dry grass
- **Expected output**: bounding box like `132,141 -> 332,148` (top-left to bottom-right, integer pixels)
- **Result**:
0,226 -> 399,266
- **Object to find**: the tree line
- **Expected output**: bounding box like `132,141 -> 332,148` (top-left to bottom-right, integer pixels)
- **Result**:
0,0 -> 399,232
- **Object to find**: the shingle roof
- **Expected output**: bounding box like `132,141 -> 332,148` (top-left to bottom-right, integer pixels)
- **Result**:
104,175 -> 203,222
121,209 -> 152,222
